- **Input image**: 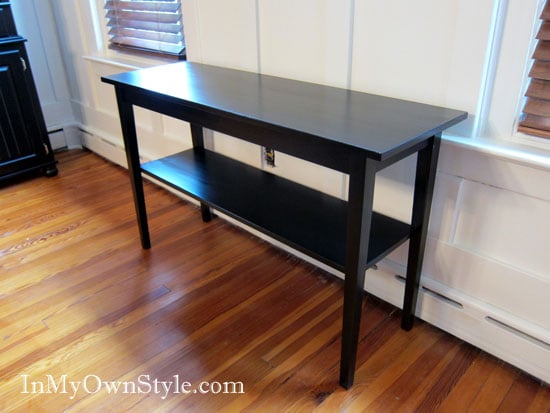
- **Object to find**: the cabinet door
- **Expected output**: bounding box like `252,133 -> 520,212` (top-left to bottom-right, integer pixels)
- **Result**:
0,47 -> 46,174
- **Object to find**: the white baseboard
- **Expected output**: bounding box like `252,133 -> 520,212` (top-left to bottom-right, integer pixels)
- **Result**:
367,261 -> 549,384
48,130 -> 68,150
48,123 -> 84,151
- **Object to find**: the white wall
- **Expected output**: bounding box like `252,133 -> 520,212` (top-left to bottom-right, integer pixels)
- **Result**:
24,0 -> 550,382
11,0 -> 78,149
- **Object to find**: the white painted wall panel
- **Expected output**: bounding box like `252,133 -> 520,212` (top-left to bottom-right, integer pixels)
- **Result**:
88,62 -> 121,117
373,155 -> 415,223
12,0 -> 56,104
12,0 -> 74,133
422,239 -> 550,330
377,170 -> 478,286
429,173 -> 462,242
51,0 -> 97,113
212,134 -> 262,168
351,0 -> 494,129
352,0 -> 457,102
162,117 -> 194,148
258,0 -> 352,88
453,181 -> 550,278
190,0 -> 258,71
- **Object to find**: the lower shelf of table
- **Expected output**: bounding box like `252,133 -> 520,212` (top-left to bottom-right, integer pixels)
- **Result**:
141,148 -> 411,271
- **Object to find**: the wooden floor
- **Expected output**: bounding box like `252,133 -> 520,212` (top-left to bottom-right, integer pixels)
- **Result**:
0,149 -> 549,412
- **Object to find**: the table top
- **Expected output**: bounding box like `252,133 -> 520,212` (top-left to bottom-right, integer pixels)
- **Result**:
103,62 -> 467,160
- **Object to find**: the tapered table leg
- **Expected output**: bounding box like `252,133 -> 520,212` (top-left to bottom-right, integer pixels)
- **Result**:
401,135 -> 441,330
115,87 -> 151,249
339,155 -> 377,389
190,123 -> 213,222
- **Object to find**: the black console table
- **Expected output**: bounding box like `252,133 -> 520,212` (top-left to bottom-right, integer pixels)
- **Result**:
102,62 -> 467,388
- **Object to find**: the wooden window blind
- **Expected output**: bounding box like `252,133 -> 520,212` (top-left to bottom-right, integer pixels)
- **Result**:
518,1 -> 550,138
104,0 -> 185,58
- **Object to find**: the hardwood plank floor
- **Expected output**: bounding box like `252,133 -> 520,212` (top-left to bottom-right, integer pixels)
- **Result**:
1,149 -> 548,412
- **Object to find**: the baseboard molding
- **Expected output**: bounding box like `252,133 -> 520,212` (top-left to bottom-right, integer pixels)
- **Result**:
367,261 -> 550,384
48,123 -> 84,151
80,129 -> 128,168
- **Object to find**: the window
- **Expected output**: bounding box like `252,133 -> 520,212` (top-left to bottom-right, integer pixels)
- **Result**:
104,0 -> 185,59
518,0 -> 550,139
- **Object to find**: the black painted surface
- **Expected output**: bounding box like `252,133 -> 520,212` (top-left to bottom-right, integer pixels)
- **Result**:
141,148 -> 410,270
0,4 -> 57,182
0,3 -> 16,38
103,61 -> 468,389
103,62 -> 467,162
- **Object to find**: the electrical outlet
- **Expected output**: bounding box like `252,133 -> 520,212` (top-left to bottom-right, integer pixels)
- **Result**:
264,147 -> 275,167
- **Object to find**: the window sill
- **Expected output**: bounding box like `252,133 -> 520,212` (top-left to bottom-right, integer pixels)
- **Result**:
443,134 -> 550,172
83,50 -> 178,71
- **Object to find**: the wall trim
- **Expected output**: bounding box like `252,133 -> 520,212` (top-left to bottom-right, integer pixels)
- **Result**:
473,0 -> 509,137
443,134 -> 550,171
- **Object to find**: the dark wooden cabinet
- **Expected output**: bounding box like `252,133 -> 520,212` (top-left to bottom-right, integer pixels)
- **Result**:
0,2 -> 57,182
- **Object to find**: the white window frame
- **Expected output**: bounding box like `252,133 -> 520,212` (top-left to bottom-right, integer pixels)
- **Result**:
89,0 -> 183,68
443,0 -> 549,169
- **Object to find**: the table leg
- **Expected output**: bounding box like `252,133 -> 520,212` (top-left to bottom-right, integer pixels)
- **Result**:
401,135 -> 441,330
115,87 -> 151,249
339,156 -> 377,389
190,123 -> 213,222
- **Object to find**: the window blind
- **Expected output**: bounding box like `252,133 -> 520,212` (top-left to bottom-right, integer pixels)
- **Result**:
518,1 -> 550,139
104,0 -> 185,58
